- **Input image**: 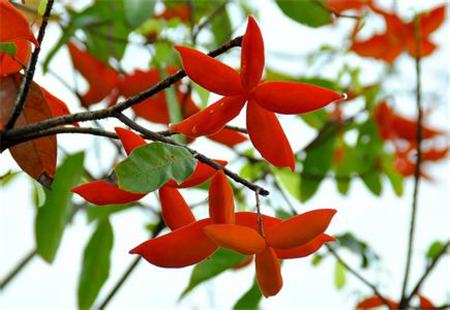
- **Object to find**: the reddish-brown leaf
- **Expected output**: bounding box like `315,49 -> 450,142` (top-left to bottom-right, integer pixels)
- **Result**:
0,74 -> 56,186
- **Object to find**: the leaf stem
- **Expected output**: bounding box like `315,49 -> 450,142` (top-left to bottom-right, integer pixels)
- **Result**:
0,249 -> 37,290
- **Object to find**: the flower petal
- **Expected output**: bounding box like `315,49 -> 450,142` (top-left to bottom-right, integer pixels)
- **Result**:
114,127 -> 146,155
418,5 -> 446,36
253,81 -> 342,115
130,218 -> 217,268
266,209 -> 336,249
207,128 -> 247,147
67,42 -> 119,106
204,224 -> 266,255
241,16 -> 265,92
72,180 -> 144,205
418,295 -> 435,309
159,186 -> 196,230
356,295 -> 399,309
351,34 -> 403,63
208,170 -> 235,224
170,95 -> 246,137
246,100 -> 295,170
406,37 -> 436,58
175,45 -> 243,96
255,247 -> 283,297
275,234 -> 335,259
235,212 -> 282,231
0,0 -> 37,45
0,39 -> 30,75
165,159 -> 228,188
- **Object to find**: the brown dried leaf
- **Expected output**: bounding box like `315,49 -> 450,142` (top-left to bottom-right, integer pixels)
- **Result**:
0,74 -> 56,187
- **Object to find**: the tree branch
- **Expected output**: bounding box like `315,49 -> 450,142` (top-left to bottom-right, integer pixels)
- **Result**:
3,0 -> 55,131
399,16 -> 424,308
115,113 -> 270,196
404,241 -> 449,306
3,36 -> 243,141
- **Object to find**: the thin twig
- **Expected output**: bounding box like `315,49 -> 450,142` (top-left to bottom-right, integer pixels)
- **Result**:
3,36 -> 242,142
404,241 -> 449,306
399,16 -> 423,308
116,113 -> 270,196
4,0 -> 55,131
254,189 -> 265,237
0,249 -> 37,290
326,245 -> 394,309
97,219 -> 166,309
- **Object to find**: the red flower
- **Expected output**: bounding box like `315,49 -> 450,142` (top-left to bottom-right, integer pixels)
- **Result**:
203,210 -> 336,297
170,17 -> 342,170
352,4 -> 446,62
356,294 -> 436,309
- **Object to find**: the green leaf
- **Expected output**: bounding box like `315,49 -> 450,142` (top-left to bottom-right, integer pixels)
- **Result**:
124,0 -> 156,28
78,218 -> 114,309
233,278 -> 262,310
334,145 -> 355,195
382,154 -> 403,196
275,0 -> 332,27
274,168 -> 301,201
35,152 -> 85,263
0,43 -> 17,57
115,143 -> 196,193
38,0 -> 48,16
311,253 -> 324,266
0,170 -> 20,186
335,232 -> 379,268
334,261 -> 346,290
211,5 -> 232,46
32,180 -> 46,208
275,208 -> 292,220
180,248 -> 246,299
81,1 -> 130,62
425,241 -> 447,263
360,170 -> 382,196
300,126 -> 337,201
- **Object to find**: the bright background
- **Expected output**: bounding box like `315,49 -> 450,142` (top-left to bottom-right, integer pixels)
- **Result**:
1,0 -> 449,309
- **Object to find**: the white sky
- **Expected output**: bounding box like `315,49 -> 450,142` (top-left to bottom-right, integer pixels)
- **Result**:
1,0 -> 449,309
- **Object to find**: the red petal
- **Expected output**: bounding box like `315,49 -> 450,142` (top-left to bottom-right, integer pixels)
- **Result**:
175,45 -> 243,96
159,186 -> 196,230
392,114 -> 442,141
241,16 -> 265,92
406,37 -> 436,58
67,42 -> 119,106
165,159 -> 228,188
204,224 -> 266,255
246,100 -> 295,170
170,95 -> 246,137
208,128 -> 247,147
253,81 -> 342,114
208,170 -> 235,224
0,0 -> 37,45
255,246 -> 283,297
418,5 -> 446,36
72,180 -> 144,205
235,212 -> 282,231
40,87 -> 78,126
356,296 -> 399,309
275,234 -> 335,259
0,39 -> 30,75
266,209 -> 336,249
114,127 -> 146,155
130,218 -> 217,268
352,34 -> 403,63
418,295 -> 435,308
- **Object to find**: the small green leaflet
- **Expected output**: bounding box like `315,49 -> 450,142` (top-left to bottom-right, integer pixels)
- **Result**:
124,0 -> 156,28
0,43 -> 17,57
334,261 -> 346,290
274,167 -> 301,201
115,142 -> 196,193
77,218 -> 114,309
275,0 -> 332,28
233,278 -> 262,310
0,170 -> 20,186
180,248 -> 247,299
35,152 -> 85,263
